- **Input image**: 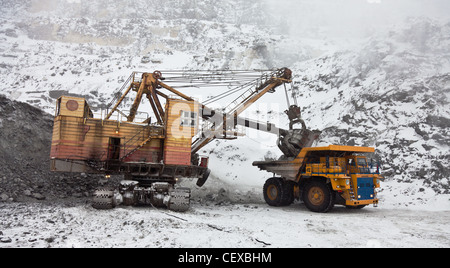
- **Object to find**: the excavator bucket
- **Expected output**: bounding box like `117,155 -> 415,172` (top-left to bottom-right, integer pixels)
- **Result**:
277,128 -> 321,158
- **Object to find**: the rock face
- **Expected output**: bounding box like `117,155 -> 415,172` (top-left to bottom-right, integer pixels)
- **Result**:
291,19 -> 450,194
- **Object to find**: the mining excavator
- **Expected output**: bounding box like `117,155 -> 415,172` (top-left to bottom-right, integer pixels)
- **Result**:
50,68 -> 381,212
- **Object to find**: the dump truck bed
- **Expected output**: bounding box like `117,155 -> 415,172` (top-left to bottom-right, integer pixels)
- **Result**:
253,145 -> 375,180
252,160 -> 300,180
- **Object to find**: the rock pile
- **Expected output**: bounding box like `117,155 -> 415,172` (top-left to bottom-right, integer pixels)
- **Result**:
0,95 -> 101,203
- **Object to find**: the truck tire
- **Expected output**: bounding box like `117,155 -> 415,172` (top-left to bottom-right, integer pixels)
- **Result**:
283,180 -> 295,206
302,179 -> 335,213
263,177 -> 293,207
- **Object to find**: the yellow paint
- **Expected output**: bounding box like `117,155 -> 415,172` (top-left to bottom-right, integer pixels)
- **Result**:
163,98 -> 199,165
56,96 -> 91,118
288,145 -> 382,207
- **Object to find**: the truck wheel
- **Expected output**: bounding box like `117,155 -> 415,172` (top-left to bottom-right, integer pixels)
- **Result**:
263,178 -> 283,206
283,180 -> 295,206
302,179 -> 335,213
263,177 -> 293,206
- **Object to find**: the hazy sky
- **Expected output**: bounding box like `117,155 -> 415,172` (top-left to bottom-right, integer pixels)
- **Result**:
265,0 -> 450,39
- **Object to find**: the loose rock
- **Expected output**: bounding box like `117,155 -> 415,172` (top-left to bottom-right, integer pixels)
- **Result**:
32,193 -> 45,200
1,237 -> 12,243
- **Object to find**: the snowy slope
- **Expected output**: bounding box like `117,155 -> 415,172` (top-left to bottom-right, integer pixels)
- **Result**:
0,0 -> 310,112
197,18 -> 450,209
290,18 -> 450,203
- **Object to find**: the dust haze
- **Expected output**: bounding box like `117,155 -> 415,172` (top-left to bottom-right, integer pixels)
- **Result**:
264,0 -> 450,40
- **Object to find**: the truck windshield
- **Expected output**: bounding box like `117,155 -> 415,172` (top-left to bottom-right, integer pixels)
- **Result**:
357,157 -> 373,174
357,158 -> 367,167
348,157 -> 377,174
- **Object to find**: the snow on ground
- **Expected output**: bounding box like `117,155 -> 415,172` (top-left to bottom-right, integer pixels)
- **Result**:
1,198 -> 449,248
1,176 -> 449,248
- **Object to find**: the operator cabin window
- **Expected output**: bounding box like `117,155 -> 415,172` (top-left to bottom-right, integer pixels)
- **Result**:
180,111 -> 197,127
357,157 -> 367,167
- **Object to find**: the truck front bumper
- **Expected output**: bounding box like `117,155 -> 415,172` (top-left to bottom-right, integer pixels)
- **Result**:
345,198 -> 379,207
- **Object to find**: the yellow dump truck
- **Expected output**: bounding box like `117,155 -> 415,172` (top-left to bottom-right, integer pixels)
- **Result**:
253,145 -> 382,212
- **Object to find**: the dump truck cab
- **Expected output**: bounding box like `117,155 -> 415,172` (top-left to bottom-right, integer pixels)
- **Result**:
253,145 -> 382,213
342,154 -> 381,206
347,155 -> 371,174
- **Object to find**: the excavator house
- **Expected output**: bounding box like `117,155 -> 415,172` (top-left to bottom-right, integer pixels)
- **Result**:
50,68 -> 298,211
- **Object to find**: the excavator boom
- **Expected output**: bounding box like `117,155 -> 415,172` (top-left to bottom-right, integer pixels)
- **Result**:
192,68 -> 295,153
